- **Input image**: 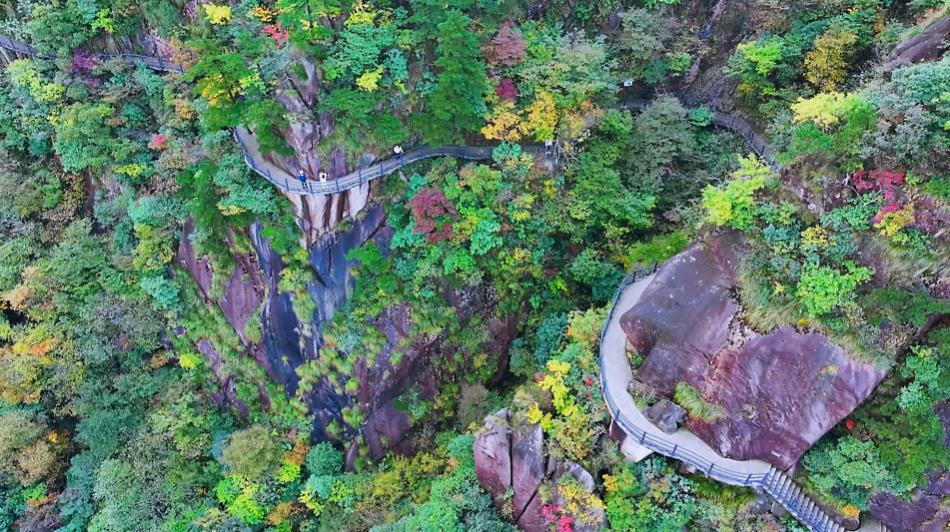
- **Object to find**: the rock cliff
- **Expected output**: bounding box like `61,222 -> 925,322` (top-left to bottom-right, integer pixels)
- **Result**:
620,231 -> 888,469
265,52 -> 375,243
884,14 -> 950,72
473,409 -> 606,531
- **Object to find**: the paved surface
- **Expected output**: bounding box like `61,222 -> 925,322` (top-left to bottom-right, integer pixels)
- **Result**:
601,272 -> 888,532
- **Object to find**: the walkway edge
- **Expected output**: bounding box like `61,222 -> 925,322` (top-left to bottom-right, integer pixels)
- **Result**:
598,267 -> 853,532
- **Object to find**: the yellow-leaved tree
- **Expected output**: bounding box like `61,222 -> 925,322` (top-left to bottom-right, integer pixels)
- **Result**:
356,66 -> 384,92
481,102 -> 523,141
790,92 -> 866,130
519,91 -> 557,141
202,4 -> 232,25
804,28 -> 858,91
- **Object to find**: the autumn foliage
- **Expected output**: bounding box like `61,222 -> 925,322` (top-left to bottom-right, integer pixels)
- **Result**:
409,186 -> 457,243
483,22 -> 526,66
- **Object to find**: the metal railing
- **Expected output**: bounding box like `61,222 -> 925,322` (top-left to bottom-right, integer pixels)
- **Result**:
598,266 -> 846,532
0,34 -> 783,197
0,34 -> 184,73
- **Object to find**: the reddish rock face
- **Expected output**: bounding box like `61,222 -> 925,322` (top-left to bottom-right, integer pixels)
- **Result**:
691,327 -> 887,468
473,410 -> 604,531
620,232 -> 888,469
621,234 -> 740,394
175,220 -> 264,340
474,410 -> 512,502
511,422 -> 545,519
884,15 -> 950,72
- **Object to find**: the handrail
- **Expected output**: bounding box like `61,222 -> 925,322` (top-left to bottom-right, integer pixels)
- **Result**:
0,33 -> 780,197
598,267 -> 850,532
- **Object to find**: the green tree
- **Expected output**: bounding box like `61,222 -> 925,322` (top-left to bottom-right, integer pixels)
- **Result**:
53,103 -> 133,173
221,425 -> 284,480
417,11 -> 489,144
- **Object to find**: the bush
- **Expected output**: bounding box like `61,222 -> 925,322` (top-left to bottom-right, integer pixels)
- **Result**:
795,261 -> 872,318
221,425 -> 284,480
673,382 -> 724,422
702,155 -> 770,230
306,442 -> 344,476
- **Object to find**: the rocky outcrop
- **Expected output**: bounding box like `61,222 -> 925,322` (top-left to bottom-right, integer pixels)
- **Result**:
885,15 -> 950,72
473,409 -> 512,496
247,204 -> 517,458
261,52 -> 375,242
620,231 -> 889,469
251,204 -> 390,395
679,0 -> 749,107
511,421 -> 545,519
474,410 -> 606,531
176,220 -> 265,339
644,398 -> 686,433
869,471 -> 950,532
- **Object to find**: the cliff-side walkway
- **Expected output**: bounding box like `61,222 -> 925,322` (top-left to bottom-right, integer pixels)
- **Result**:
0,34 -> 777,197
600,270 -> 887,532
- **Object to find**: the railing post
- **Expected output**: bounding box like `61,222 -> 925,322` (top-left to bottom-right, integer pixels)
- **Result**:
671,444 -> 678,457
745,473 -> 752,485
638,432 -> 646,444
707,463 -> 714,475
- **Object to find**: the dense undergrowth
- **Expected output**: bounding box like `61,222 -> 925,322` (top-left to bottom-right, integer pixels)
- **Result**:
0,0 -> 946,530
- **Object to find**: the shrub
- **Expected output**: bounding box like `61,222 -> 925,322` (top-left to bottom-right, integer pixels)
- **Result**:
306,442 -> 344,476
673,382 -> 724,422
221,425 -> 284,480
702,155 -> 770,230
804,28 -> 859,91
802,436 -> 898,509
795,261 -> 872,318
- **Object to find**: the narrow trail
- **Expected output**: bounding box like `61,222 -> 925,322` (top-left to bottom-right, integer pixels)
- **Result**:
600,269 -> 888,532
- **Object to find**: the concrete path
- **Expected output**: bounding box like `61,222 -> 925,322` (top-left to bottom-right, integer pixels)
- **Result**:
600,271 -> 888,532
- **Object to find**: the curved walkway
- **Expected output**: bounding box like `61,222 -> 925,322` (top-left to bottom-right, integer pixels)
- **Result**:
0,34 -> 777,197
599,269 -> 887,532
0,34 -> 184,73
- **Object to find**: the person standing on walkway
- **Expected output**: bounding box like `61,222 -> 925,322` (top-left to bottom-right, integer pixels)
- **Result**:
298,169 -> 307,187
393,145 -> 403,160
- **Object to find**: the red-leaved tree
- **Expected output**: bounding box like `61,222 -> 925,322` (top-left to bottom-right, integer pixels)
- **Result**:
483,22 -> 526,67
409,186 -> 457,243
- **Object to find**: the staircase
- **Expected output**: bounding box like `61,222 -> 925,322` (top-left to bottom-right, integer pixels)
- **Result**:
763,466 -> 846,532
599,268 -> 886,532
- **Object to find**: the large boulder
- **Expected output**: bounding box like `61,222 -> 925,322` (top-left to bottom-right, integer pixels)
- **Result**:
884,15 -> 950,72
620,231 -> 888,469
511,421 -> 546,520
473,410 -> 605,531
473,409 -> 512,499
644,398 -> 686,434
